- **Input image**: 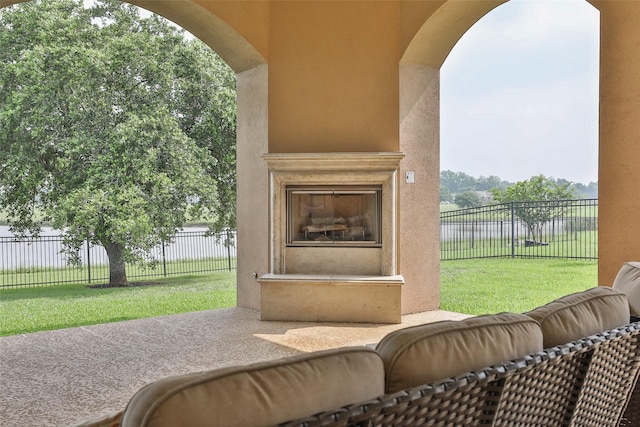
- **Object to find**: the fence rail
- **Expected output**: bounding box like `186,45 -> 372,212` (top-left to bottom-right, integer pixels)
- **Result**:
440,199 -> 598,261
0,229 -> 236,289
2,200 -> 597,287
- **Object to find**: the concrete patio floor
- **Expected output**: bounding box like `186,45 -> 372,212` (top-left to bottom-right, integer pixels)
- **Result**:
0,307 -> 469,427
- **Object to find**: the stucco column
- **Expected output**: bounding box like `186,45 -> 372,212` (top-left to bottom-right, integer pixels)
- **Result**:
594,1 -> 640,284
399,63 -> 441,313
236,64 -> 269,310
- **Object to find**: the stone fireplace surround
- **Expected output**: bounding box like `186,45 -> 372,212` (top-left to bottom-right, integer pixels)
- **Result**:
259,152 -> 404,323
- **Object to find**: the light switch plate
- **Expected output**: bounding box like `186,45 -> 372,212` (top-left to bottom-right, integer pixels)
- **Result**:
406,171 -> 415,183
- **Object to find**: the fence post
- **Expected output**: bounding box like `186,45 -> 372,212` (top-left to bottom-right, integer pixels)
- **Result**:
471,221 -> 475,249
511,202 -> 516,258
227,232 -> 232,271
162,241 -> 167,277
87,239 -> 91,284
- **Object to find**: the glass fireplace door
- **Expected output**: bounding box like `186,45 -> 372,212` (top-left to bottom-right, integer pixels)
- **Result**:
286,186 -> 381,246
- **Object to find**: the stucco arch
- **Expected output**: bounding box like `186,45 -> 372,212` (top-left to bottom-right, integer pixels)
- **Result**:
397,1 -> 504,313
127,1 -> 265,73
401,0 -> 505,68
0,0 -> 266,73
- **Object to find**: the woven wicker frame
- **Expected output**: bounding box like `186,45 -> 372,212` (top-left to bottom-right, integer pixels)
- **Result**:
621,316 -> 640,426
282,323 -> 640,427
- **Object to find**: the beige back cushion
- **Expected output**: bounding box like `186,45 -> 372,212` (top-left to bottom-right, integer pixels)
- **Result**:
375,313 -> 543,393
526,286 -> 630,348
120,347 -> 385,427
613,262 -> 640,315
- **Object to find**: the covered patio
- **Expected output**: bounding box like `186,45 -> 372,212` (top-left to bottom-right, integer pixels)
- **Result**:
0,0 -> 637,326
0,308 -> 468,426
1,0 -> 640,424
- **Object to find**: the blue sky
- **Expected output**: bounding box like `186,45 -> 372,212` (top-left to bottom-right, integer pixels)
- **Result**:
440,0 -> 600,184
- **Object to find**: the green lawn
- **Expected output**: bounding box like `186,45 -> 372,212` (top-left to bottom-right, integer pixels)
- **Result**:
0,258 -> 598,337
0,272 -> 236,336
440,230 -> 598,260
439,203 -> 460,212
440,258 -> 597,315
2,257 -> 235,288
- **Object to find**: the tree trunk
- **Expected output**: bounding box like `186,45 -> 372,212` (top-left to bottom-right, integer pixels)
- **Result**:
103,240 -> 128,286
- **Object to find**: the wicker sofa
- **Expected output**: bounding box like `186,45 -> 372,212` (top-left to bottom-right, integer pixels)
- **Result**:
80,286 -> 640,427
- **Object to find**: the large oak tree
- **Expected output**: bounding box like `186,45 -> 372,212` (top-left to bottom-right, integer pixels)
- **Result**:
0,0 -> 236,285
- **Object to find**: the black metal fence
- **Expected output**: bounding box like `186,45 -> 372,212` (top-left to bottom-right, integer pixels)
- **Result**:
440,199 -> 598,261
0,229 -> 236,289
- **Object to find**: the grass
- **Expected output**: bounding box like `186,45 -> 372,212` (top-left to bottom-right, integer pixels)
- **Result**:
440,203 -> 460,212
0,258 -> 598,337
440,258 -> 597,315
440,230 -> 598,260
0,271 -> 236,336
2,257 -> 235,288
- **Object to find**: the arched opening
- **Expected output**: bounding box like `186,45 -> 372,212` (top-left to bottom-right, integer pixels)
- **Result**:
437,0 -> 601,309
0,0 -> 265,73
398,0 -> 599,314
0,0 -> 269,310
441,0 -> 599,189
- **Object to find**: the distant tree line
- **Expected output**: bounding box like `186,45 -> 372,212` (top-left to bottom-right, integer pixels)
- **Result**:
441,170 -> 598,207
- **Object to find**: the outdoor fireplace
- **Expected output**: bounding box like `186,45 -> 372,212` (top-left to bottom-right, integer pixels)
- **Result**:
258,153 -> 404,323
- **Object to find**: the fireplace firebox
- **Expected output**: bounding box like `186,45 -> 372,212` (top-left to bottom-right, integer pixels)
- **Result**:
287,186 -> 382,246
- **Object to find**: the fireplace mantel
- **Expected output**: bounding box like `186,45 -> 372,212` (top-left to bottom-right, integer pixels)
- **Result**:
262,152 -> 405,172
259,152 -> 405,323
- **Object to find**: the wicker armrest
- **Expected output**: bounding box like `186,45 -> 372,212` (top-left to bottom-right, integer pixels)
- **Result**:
621,320 -> 640,426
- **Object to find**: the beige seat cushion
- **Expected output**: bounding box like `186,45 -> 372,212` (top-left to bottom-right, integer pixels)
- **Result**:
613,262 -> 640,315
525,286 -> 629,348
120,347 -> 384,427
375,313 -> 543,393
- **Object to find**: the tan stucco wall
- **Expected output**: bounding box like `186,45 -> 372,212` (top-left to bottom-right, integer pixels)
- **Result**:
592,0 -> 640,285
266,1 -> 400,153
236,65 -> 269,310
399,64 -> 441,313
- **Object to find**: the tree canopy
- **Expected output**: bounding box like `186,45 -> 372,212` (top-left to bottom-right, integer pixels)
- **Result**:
454,190 -> 483,209
440,170 -> 507,194
439,170 -> 597,202
490,175 -> 577,241
0,0 -> 237,285
489,174 -> 576,204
